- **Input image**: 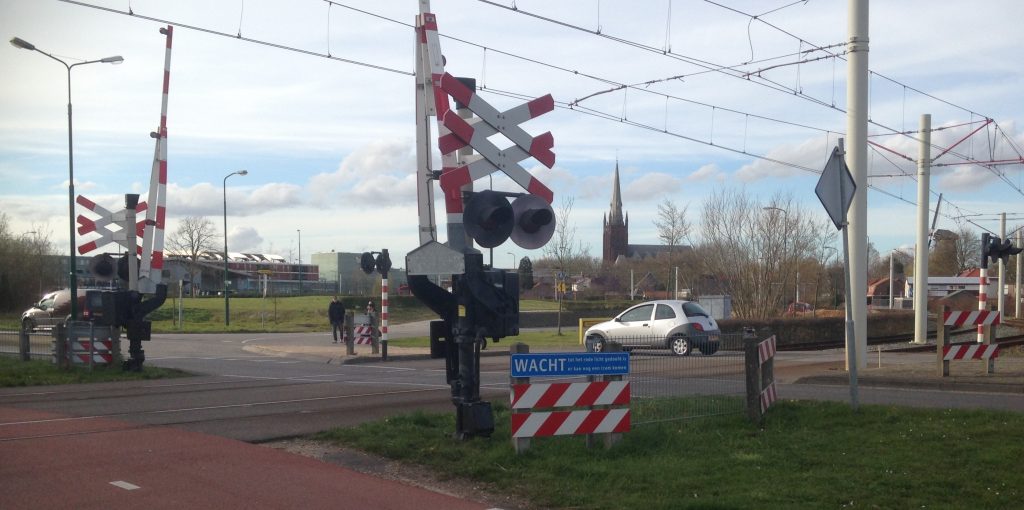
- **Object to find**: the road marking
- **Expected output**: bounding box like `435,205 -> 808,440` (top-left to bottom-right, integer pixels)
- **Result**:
110,480 -> 140,490
343,365 -> 416,371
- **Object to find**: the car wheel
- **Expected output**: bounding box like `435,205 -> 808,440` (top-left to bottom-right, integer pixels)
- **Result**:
21,318 -> 35,333
669,335 -> 691,356
590,337 -> 607,353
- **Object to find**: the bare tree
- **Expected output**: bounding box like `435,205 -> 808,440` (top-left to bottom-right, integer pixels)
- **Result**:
542,196 -> 591,334
694,188 -> 835,318
167,216 -> 219,295
0,214 -> 59,311
653,198 -> 691,295
543,196 -> 591,275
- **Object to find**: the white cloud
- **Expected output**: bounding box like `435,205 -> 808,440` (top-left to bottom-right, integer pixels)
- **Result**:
688,163 -> 725,182
309,138 -> 416,206
229,226 -> 264,252
938,166 -> 998,189
624,172 -> 681,200
735,137 -> 827,182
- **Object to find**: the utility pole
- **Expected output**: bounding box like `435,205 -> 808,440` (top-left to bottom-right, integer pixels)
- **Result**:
846,0 -> 870,367
913,114 -> 931,344
1016,229 -> 1022,318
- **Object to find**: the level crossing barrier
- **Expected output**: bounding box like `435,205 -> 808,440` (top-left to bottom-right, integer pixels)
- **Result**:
936,307 -> 1001,376
509,343 -> 629,454
744,332 -> 777,422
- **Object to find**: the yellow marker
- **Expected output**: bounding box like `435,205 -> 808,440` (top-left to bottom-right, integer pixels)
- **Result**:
458,305 -> 466,317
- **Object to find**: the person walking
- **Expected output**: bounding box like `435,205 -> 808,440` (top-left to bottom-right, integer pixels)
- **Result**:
328,297 -> 345,344
365,300 -> 379,341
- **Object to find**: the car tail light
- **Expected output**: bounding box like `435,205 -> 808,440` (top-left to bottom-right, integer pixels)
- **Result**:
693,323 -> 704,332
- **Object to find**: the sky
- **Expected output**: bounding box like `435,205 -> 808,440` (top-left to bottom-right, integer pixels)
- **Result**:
2,0 -> 1022,270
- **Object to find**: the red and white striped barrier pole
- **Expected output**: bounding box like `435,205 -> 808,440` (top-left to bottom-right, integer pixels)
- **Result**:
381,275 -> 389,360
977,267 -> 988,343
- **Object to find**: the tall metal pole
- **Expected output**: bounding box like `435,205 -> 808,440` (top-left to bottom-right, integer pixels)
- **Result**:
846,0 -> 869,367
997,213 -> 1006,318
913,114 -> 931,344
297,229 -> 302,295
65,66 -> 78,319
223,176 -> 230,326
10,38 -> 123,320
222,170 -> 247,326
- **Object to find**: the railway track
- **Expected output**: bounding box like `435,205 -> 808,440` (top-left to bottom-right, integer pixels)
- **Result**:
776,326 -> 1024,352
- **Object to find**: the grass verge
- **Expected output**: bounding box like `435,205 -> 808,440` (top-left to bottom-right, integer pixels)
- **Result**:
0,356 -> 191,387
316,399 -> 1024,509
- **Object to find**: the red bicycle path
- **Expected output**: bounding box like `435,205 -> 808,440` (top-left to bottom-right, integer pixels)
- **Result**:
0,407 -> 495,510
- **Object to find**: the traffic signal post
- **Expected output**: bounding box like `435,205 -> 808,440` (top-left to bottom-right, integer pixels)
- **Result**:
407,7 -> 557,440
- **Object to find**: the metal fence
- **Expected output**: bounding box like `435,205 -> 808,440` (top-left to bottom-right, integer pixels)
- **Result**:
0,328 -> 55,361
624,332 -> 748,426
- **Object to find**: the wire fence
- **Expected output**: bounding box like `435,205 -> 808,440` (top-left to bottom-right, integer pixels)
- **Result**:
0,328 -> 56,361
624,332 -> 749,426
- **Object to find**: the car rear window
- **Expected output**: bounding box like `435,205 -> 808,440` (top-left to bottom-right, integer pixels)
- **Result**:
682,302 -> 709,318
655,304 -> 676,320
620,304 -> 653,322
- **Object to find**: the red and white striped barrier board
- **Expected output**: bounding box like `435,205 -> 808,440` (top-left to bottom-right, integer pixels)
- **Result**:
511,381 -> 629,410
942,344 -> 1000,361
69,339 -> 114,365
510,381 -> 630,438
757,336 -> 777,364
352,325 -> 375,345
943,310 -> 1001,327
511,408 -> 629,438
760,382 -> 777,413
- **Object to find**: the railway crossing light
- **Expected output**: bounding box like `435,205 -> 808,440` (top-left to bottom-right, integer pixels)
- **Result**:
463,190 -> 556,249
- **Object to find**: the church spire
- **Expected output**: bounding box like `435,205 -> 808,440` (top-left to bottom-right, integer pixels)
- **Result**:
608,159 -> 624,226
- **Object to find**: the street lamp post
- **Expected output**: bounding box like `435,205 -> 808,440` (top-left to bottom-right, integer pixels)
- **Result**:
223,170 -> 248,326
507,252 -> 515,269
296,229 -> 302,295
10,37 -> 122,320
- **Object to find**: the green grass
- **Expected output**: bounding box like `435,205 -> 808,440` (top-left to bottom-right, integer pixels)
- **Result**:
0,356 -> 191,387
316,400 -> 1024,509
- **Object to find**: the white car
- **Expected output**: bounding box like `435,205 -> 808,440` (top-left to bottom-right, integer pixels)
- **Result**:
584,300 -> 721,356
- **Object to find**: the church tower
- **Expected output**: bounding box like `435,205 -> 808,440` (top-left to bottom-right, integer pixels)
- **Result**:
603,161 -> 629,263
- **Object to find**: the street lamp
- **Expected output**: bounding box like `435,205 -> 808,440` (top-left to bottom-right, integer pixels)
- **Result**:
223,170 -> 248,325
11,37 -> 123,320
507,252 -> 515,269
296,229 -> 302,295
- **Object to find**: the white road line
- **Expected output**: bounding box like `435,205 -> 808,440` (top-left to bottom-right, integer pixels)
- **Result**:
110,481 -> 140,491
346,365 -> 416,371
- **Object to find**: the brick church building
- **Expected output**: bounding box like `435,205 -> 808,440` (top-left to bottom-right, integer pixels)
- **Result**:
602,162 -> 680,264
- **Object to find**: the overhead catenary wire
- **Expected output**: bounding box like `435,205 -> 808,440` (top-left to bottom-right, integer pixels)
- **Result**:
57,0 -> 1016,221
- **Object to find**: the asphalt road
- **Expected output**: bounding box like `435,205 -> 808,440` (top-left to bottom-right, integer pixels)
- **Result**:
5,328 -> 1023,444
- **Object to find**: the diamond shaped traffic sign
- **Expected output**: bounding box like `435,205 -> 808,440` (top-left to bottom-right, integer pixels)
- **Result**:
815,146 -> 856,231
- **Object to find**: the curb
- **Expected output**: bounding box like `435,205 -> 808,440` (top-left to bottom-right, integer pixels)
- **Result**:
794,374 -> 1024,394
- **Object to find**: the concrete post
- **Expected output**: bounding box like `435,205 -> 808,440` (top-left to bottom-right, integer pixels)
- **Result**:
744,334 -> 761,423
510,342 -> 530,454
587,341 -> 623,449
913,114 -> 931,344
935,303 -> 948,377
846,0 -> 870,368
344,310 -> 355,356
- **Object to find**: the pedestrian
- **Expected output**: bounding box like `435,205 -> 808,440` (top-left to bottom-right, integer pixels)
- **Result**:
328,296 -> 345,343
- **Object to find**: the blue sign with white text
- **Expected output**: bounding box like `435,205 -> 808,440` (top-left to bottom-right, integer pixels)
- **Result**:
510,352 -> 630,378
